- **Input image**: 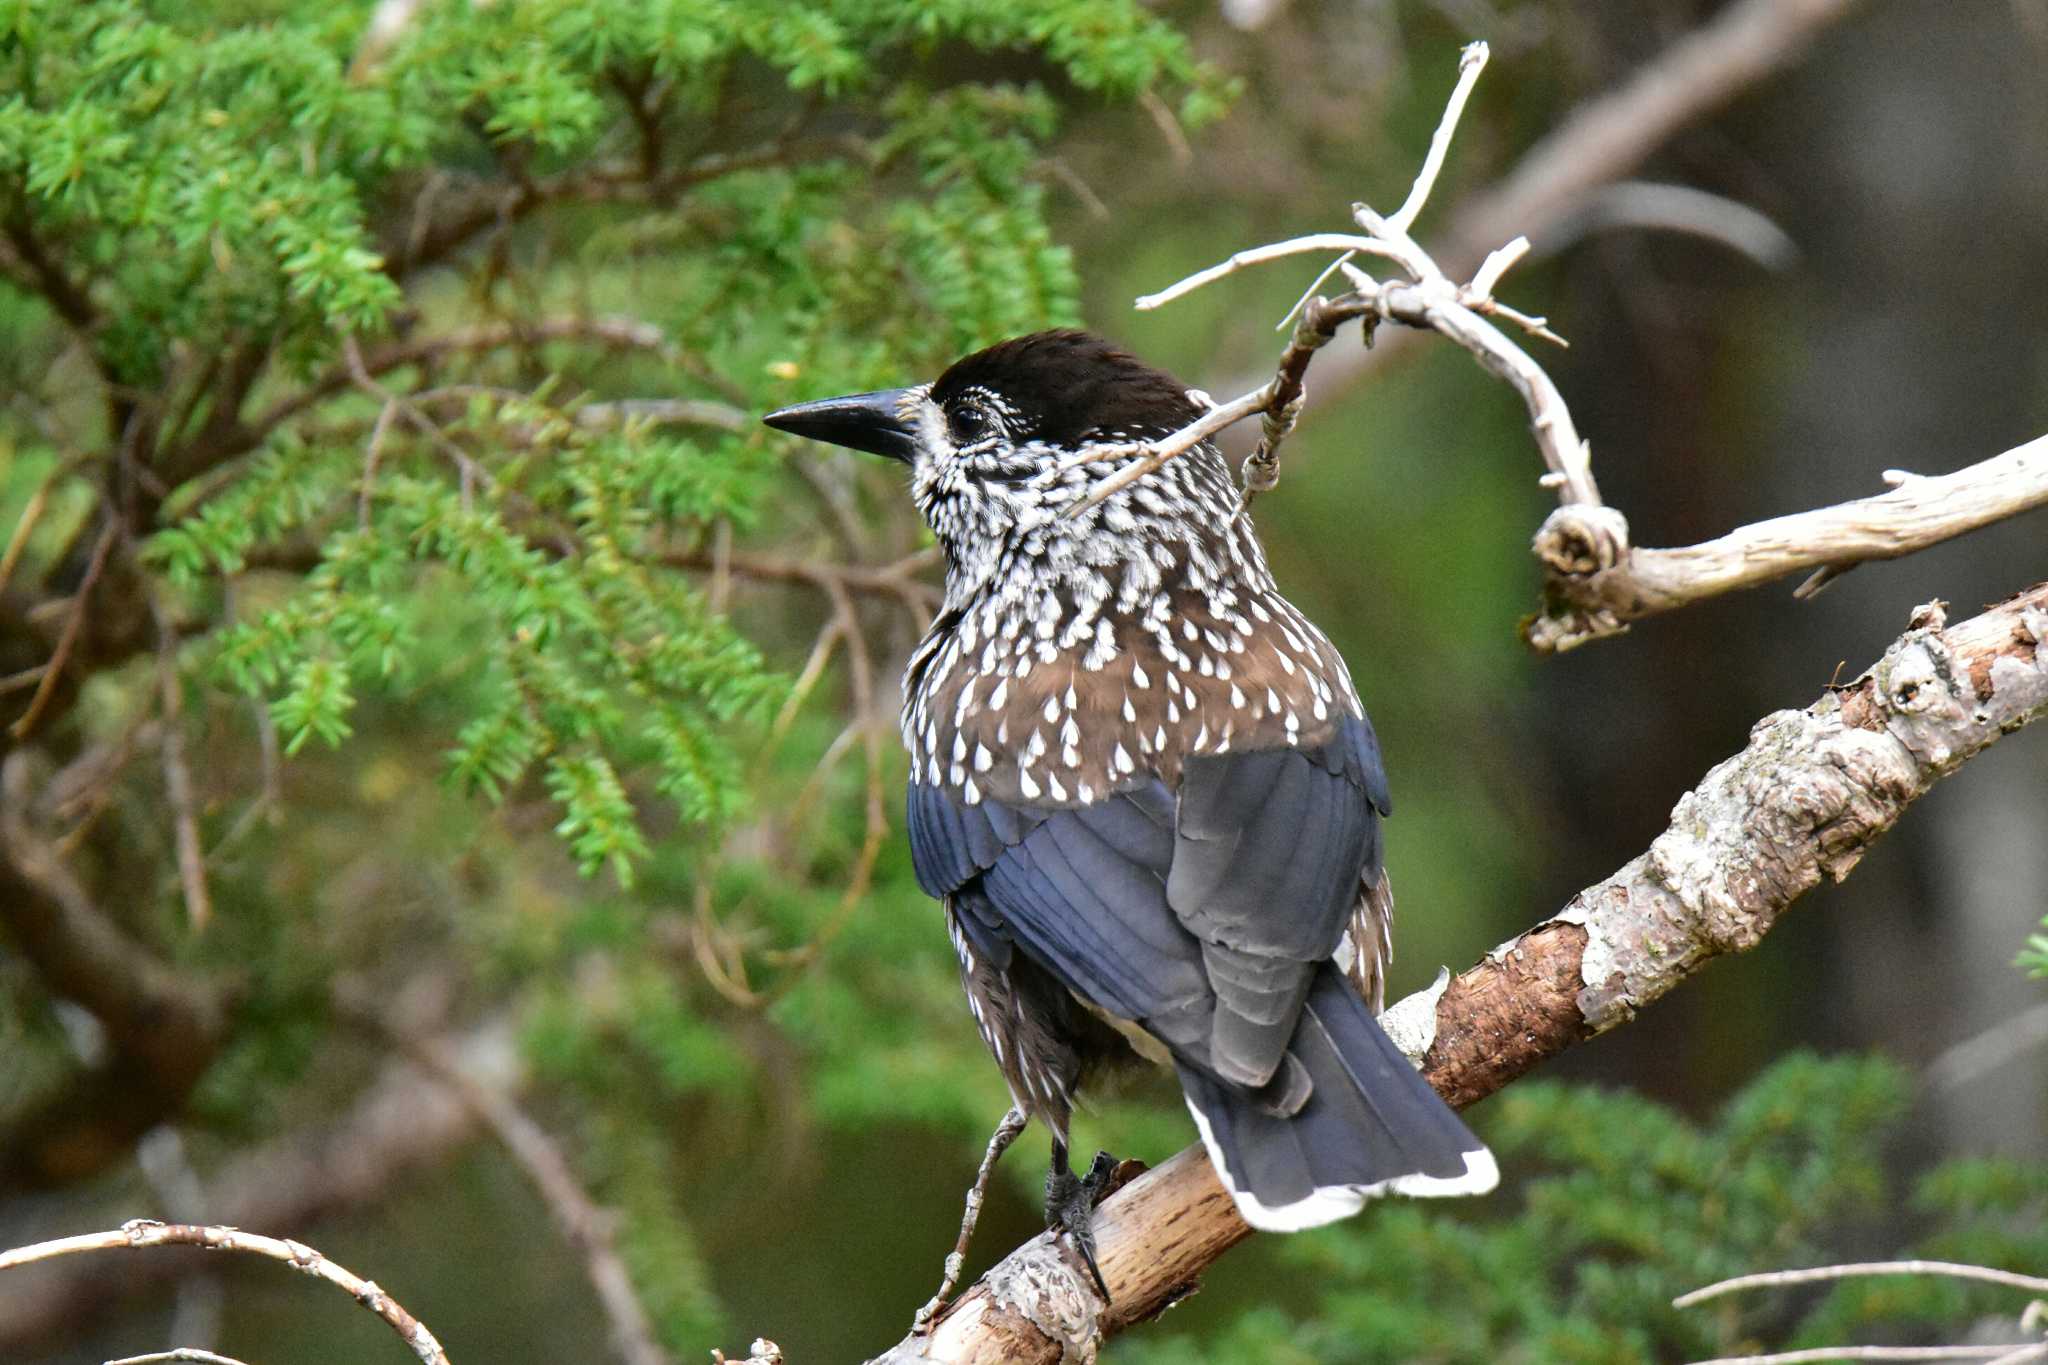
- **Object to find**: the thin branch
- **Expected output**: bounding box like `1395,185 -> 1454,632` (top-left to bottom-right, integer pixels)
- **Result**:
1454,0 -> 1862,260
0,453 -> 83,599
1702,1350 -> 2040,1365
862,583 -> 2048,1362
1133,233 -> 1394,311
912,1108 -> 1029,1334
246,316 -> 679,452
152,603 -> 213,931
388,134 -> 868,280
0,1222 -> 449,1365
1527,435 -> 2048,652
10,518 -> 116,740
1388,41 -> 1490,233
1927,1001 -> 2048,1094
1099,47 -> 1598,515
340,996 -> 673,1365
1677,1261 -> 2048,1309
1547,181 -> 1799,270
0,1013 -> 521,1348
2,200 -> 99,336
660,545 -> 942,616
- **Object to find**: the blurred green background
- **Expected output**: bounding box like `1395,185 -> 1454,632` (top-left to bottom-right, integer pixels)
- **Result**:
0,1 -> 2044,1361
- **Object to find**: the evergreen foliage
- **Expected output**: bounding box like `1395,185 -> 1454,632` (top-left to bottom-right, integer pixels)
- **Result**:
0,4 -> 2039,1361
0,0 -> 1226,1350
1125,1054 -> 2048,1365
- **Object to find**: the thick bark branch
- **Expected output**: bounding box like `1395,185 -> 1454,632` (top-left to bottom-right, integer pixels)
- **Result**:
1525,436 -> 2048,650
865,582 -> 2048,1364
0,754 -> 230,1192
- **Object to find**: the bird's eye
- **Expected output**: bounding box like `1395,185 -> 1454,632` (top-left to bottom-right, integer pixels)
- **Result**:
947,402 -> 992,445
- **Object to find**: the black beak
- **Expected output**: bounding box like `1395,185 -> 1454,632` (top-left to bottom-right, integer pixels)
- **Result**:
763,388 -> 918,463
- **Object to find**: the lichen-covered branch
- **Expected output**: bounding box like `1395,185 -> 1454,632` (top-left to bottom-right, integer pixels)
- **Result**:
862,582 -> 2048,1364
1525,435 -> 2048,651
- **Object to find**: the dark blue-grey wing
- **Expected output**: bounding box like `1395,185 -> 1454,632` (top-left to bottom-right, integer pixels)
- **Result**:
1165,714 -> 1390,1087
907,779 -> 1211,1026
905,714 -> 1388,1086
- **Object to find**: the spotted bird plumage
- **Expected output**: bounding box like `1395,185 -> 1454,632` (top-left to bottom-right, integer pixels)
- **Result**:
765,331 -> 1495,1282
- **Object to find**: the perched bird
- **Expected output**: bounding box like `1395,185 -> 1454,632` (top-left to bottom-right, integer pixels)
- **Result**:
764,330 -> 1494,1290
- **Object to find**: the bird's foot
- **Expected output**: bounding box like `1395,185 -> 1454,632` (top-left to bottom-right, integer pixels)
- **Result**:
1045,1148 -> 1119,1301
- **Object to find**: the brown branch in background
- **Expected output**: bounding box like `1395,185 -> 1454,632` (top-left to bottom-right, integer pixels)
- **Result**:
0,754 -> 230,1193
1526,436 -> 2048,651
0,1013 -> 522,1350
1305,0 -> 1866,406
1451,0 -> 1863,261
9,520 -> 115,741
0,1222 -> 450,1365
662,546 -> 942,619
337,992 -> 673,1365
152,603 -> 213,931
386,134 -> 869,281
249,316 -> 679,445
863,583 -> 2048,1363
1,201 -> 100,337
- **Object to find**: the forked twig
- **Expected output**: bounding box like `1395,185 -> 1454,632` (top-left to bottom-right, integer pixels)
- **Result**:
1069,42 -> 1597,517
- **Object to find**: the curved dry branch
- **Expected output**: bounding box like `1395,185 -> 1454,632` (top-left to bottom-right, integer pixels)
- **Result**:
1526,436 -> 2048,651
861,582 -> 2048,1363
0,1221 -> 449,1365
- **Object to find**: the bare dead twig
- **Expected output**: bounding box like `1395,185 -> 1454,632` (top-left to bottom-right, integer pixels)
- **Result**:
1677,1260 -> 2048,1309
1077,43 -> 1600,518
1528,436 -> 2048,651
0,1014 -> 522,1348
0,1222 -> 450,1365
1687,1348 -> 2043,1365
1299,0 -> 1862,411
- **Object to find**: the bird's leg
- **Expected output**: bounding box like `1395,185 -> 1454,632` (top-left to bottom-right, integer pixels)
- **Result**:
912,1105 -> 1030,1334
1044,1138 -> 1117,1301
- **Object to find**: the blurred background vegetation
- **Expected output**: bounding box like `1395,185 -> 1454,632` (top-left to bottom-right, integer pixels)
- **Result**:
0,1 -> 2043,1361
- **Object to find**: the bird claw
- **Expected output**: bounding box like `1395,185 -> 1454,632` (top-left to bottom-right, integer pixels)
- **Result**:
1045,1149 -> 1118,1301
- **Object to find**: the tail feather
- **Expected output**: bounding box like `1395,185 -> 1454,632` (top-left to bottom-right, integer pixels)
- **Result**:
1178,962 -> 1496,1232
